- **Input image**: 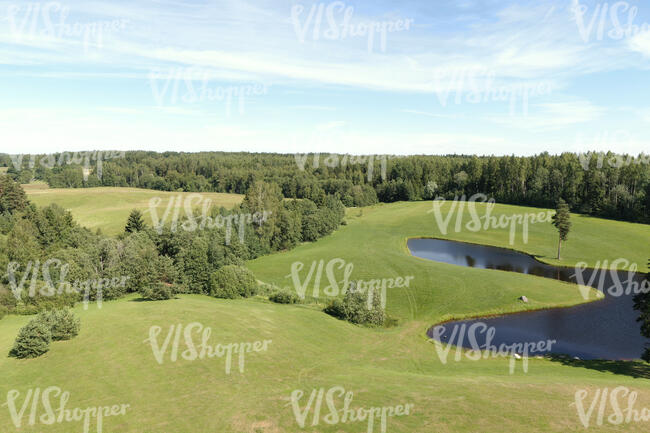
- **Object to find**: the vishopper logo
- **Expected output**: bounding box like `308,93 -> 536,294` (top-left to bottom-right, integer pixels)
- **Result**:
6,2 -> 129,54
2,386 -> 129,433
572,1 -> 650,43
148,67 -> 269,117
431,322 -> 557,374
144,322 -> 272,374
572,259 -> 649,300
290,386 -> 414,432
6,259 -> 130,310
287,257 -> 414,307
578,151 -> 650,170
8,150 -> 125,181
294,153 -> 403,182
572,386 -> 650,428
575,130 -> 650,169
291,1 -> 414,54
427,193 -> 554,245
430,67 -> 553,116
147,193 -> 271,244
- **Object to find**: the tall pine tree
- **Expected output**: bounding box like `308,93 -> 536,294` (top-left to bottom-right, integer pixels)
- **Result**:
125,209 -> 145,233
0,175 -> 28,214
551,198 -> 571,260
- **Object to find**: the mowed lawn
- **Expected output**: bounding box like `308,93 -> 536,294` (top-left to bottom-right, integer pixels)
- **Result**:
0,295 -> 650,433
1,199 -> 649,432
24,185 -> 243,236
0,295 -> 649,433
249,200 -> 649,322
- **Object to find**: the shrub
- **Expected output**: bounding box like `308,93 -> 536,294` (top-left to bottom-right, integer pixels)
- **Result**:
323,298 -> 346,319
0,288 -> 17,311
14,289 -> 77,315
71,277 -> 127,303
0,304 -> 8,320
209,265 -> 257,299
10,318 -> 52,358
269,290 -> 300,304
38,309 -> 80,341
339,289 -> 368,324
140,283 -> 175,301
323,283 -> 385,326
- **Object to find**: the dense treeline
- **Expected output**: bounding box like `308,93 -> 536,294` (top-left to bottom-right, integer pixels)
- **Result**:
1,150 -> 649,223
0,176 -> 345,319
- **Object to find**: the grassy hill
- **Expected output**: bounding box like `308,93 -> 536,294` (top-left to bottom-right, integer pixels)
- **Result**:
249,201 -> 649,322
1,198 -> 649,432
1,295 -> 648,433
24,185 -> 244,236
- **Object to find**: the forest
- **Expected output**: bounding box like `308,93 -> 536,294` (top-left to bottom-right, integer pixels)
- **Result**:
0,175 -> 345,321
2,151 -> 648,223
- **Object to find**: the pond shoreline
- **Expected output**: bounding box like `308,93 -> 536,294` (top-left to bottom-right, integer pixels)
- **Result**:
407,237 -> 648,360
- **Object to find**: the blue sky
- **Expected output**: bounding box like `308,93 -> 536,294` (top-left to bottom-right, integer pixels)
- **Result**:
0,0 -> 648,155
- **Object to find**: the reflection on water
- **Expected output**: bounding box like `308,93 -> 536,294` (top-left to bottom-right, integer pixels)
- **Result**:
408,238 -> 649,360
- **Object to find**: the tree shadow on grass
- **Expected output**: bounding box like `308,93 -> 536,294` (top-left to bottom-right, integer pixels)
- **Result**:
548,354 -> 650,379
129,297 -> 178,302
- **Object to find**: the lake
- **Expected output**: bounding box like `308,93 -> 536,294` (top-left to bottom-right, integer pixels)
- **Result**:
407,238 -> 649,360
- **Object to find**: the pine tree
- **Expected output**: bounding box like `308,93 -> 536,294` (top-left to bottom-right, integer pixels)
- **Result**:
0,175 -> 28,214
125,209 -> 145,233
551,198 -> 571,260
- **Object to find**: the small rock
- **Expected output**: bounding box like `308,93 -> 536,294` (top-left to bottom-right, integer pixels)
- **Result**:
519,296 -> 529,303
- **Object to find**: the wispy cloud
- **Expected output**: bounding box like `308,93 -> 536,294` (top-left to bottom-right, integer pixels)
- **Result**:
487,100 -> 605,130
629,31 -> 650,57
399,109 -> 459,119
0,0 -> 648,155
289,105 -> 337,111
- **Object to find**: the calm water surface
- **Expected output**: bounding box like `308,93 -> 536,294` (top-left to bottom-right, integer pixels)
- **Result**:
408,238 -> 649,360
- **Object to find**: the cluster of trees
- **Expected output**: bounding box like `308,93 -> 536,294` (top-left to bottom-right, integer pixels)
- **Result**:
10,308 -> 80,358
0,177 -> 346,317
2,151 -> 648,223
324,282 -> 385,326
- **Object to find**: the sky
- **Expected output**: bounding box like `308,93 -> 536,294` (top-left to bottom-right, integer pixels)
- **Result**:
0,0 -> 648,156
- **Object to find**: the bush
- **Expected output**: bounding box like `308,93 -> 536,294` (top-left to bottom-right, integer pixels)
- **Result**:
13,289 -> 78,315
38,309 -> 80,341
140,283 -> 175,301
10,318 -> 52,358
269,290 -> 300,304
0,304 -> 8,320
323,298 -> 346,319
0,288 -> 17,311
209,265 -> 257,299
323,283 -> 385,326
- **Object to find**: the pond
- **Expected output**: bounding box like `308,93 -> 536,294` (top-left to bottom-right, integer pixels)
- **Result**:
407,238 -> 649,360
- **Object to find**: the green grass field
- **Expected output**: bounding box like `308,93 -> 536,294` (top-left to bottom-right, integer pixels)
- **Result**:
24,185 -> 244,236
1,198 -> 649,432
250,201 -> 649,322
